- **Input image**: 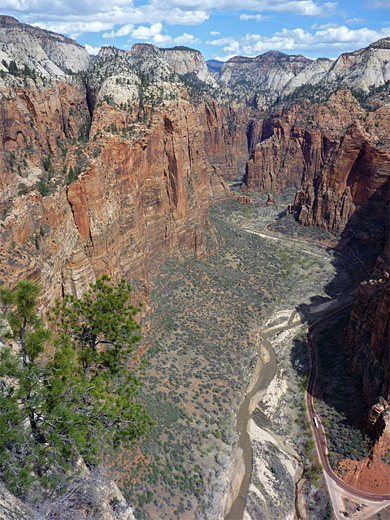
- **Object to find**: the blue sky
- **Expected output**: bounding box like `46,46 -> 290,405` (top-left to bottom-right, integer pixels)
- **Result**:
1,0 -> 389,60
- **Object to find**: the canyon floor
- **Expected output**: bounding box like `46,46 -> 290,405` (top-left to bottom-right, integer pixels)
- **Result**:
106,190 -> 388,520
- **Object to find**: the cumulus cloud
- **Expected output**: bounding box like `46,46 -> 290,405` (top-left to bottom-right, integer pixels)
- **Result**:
5,0 -> 339,40
128,23 -> 200,47
346,18 -> 364,23
209,24 -> 390,59
131,22 -> 164,39
173,33 -> 201,45
84,43 -> 101,55
240,14 -> 268,21
102,24 -> 134,38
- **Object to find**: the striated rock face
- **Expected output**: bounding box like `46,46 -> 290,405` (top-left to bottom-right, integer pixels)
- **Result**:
0,16 -> 90,75
244,90 -> 366,193
0,78 -> 90,204
325,38 -> 390,94
216,38 -> 390,105
198,100 -> 254,180
293,120 -> 390,234
218,50 -> 316,106
160,47 -> 216,85
0,96 -> 209,307
347,244 -> 390,405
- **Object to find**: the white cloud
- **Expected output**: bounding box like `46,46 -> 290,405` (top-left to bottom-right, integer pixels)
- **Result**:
210,31 -> 220,35
131,22 -> 163,39
127,23 -> 200,47
6,0 -> 340,41
207,37 -> 237,46
345,18 -> 364,23
208,24 -> 390,59
152,33 -> 173,45
85,43 -> 101,55
35,20 -> 114,38
173,33 -> 201,45
311,22 -> 340,29
240,14 -> 268,21
102,24 -> 134,38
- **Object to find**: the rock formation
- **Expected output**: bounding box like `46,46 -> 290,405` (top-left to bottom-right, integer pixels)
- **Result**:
0,16 -> 90,76
0,95 -> 210,307
347,243 -> 390,406
215,38 -> 390,105
244,90 -> 367,193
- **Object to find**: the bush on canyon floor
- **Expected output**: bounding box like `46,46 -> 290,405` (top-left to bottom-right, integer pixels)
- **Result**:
0,276 -> 151,496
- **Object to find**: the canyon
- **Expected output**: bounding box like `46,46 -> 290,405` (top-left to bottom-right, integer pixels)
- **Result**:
0,16 -> 389,520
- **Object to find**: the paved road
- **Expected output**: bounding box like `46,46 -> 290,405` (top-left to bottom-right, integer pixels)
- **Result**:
252,221 -> 390,514
306,306 -> 390,502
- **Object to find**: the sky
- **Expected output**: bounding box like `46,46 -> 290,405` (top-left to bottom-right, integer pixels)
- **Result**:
1,0 -> 389,61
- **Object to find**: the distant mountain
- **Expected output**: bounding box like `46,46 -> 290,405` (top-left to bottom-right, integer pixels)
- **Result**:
0,15 -> 90,76
0,15 -> 388,108
206,59 -> 224,72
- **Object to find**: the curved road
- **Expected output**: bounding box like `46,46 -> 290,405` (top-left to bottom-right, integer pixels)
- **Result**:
306,306 -> 390,502
244,218 -> 390,516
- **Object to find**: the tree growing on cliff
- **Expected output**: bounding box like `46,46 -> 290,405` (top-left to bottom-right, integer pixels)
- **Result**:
0,276 -> 151,496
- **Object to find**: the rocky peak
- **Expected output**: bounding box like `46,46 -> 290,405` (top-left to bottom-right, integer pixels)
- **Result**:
160,46 -> 216,85
324,38 -> 390,92
0,16 -> 90,76
369,37 -> 390,50
0,15 -> 21,27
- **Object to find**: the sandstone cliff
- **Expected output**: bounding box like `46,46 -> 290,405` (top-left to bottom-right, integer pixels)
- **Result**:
0,16 -> 90,76
0,86 -> 210,307
0,77 -> 90,205
244,90 -> 366,193
347,243 -> 390,405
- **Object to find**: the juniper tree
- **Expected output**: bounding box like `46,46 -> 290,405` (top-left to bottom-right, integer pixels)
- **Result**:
0,276 -> 151,496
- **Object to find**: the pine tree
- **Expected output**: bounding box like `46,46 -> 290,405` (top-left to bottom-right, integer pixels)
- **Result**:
0,276 -> 151,496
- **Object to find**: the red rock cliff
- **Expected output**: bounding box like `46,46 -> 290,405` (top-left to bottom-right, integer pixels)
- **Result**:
0,93 -> 209,307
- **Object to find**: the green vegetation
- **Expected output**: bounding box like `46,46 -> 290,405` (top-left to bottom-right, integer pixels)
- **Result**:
113,196 -> 342,517
314,315 -> 372,471
1,59 -> 37,80
0,276 -> 150,497
277,83 -> 334,105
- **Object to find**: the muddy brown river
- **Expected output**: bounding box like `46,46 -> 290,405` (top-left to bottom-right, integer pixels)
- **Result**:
226,311 -> 299,520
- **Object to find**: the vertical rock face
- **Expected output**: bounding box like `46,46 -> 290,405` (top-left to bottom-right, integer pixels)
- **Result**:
0,16 -> 90,75
0,78 -> 90,204
0,95 -> 209,306
198,100 -> 254,180
160,47 -> 216,85
293,121 -> 390,234
347,244 -> 390,405
243,90 -> 366,193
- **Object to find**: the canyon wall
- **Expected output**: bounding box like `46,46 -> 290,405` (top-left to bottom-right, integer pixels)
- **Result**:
347,243 -> 389,405
242,88 -> 390,418
0,88 -> 211,307
244,90 -> 367,193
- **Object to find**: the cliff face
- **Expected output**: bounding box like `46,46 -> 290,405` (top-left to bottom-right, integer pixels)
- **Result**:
0,78 -> 90,205
0,16 -> 90,76
293,118 -> 390,235
244,90 -> 366,193
0,93 -> 209,307
347,244 -> 390,405
216,38 -> 390,105
199,100 -> 254,180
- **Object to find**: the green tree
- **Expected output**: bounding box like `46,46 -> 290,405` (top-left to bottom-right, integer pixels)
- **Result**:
0,276 -> 151,496
67,165 -> 77,184
49,275 -> 152,459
